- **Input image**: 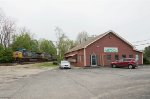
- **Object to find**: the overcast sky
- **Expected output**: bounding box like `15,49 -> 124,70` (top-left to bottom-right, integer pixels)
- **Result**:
0,0 -> 150,50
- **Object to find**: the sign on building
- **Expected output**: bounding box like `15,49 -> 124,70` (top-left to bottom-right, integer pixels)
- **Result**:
104,47 -> 118,52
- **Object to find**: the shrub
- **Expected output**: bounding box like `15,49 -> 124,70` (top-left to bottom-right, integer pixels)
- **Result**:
143,57 -> 150,65
0,47 -> 13,63
53,61 -> 59,65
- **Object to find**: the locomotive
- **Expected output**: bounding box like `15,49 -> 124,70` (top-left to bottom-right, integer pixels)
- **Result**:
13,49 -> 56,62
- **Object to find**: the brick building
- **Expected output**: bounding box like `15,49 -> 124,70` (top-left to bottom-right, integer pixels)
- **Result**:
65,30 -> 143,67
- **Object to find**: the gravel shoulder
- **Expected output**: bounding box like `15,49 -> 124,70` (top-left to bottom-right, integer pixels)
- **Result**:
0,63 -> 57,87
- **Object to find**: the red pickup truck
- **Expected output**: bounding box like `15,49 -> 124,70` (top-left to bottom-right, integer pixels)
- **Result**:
111,58 -> 138,69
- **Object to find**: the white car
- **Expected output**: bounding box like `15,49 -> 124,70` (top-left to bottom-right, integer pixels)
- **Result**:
60,61 -> 71,69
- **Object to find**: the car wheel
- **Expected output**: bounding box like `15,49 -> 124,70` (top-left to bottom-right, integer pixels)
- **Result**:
112,64 -> 116,68
128,65 -> 133,69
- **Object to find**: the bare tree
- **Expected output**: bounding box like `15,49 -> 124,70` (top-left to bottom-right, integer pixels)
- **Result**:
0,9 -> 5,45
76,31 -> 89,44
0,10 -> 15,48
55,27 -> 77,61
0,18 -> 15,48
55,27 -> 67,61
19,27 -> 30,34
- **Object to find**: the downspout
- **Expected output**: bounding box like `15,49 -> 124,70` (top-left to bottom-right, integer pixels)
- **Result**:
84,48 -> 86,66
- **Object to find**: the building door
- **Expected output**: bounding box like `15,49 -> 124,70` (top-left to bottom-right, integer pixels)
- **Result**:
90,54 -> 97,66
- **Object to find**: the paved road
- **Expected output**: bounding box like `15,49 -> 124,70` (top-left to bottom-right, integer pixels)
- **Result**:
0,66 -> 150,99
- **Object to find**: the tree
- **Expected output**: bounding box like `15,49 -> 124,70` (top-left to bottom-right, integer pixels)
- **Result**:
144,46 -> 150,58
0,10 -> 15,48
39,39 -> 56,56
64,39 -> 76,52
55,27 -> 67,61
0,47 -> 13,63
143,46 -> 150,64
76,31 -> 89,44
30,39 -> 40,52
0,9 -> 14,63
0,44 -> 4,58
11,29 -> 33,51
55,27 -> 76,61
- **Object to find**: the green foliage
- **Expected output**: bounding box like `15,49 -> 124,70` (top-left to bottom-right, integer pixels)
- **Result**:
143,57 -> 150,64
30,40 -> 40,52
144,46 -> 150,57
39,39 -> 57,56
0,47 -> 13,63
12,33 -> 57,56
11,33 -> 33,51
0,25 -> 77,63
0,44 -> 4,58
143,46 -> 150,64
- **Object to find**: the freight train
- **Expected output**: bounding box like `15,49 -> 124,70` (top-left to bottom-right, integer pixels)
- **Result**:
13,49 -> 56,62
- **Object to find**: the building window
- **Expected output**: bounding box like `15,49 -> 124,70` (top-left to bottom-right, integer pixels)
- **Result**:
122,54 -> 126,58
129,54 -> 133,58
115,55 -> 119,60
107,54 -> 111,60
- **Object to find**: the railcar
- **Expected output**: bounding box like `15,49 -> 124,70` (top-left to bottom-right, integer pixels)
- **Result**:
13,49 -> 55,62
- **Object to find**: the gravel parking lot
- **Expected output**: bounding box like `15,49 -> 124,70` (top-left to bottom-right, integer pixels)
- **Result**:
0,63 -> 54,87
0,65 -> 150,99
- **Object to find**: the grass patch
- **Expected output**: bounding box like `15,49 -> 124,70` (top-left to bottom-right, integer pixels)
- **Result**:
33,62 -> 58,68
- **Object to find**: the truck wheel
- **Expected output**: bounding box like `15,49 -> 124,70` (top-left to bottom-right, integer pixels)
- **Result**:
128,65 -> 133,69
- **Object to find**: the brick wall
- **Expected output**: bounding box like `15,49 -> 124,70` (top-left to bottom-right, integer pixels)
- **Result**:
85,33 -> 142,66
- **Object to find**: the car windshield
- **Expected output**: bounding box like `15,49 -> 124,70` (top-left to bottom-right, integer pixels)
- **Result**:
61,61 -> 69,64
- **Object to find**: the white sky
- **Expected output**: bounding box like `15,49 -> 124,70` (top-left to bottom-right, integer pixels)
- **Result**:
0,0 -> 150,50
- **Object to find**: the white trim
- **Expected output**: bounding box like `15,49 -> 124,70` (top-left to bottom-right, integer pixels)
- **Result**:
84,48 -> 86,66
65,53 -> 76,57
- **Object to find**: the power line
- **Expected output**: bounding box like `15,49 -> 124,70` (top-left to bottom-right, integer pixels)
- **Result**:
132,39 -> 150,43
134,43 -> 150,46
